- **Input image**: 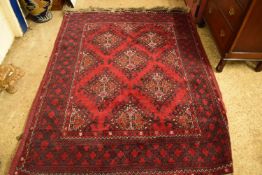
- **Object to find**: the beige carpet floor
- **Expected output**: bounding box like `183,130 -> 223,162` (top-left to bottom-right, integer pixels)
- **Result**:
0,1 -> 261,174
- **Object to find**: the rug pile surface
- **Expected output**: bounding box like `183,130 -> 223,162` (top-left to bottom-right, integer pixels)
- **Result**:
9,11 -> 233,175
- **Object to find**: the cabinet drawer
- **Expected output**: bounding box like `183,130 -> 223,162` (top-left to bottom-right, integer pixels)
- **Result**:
215,0 -> 244,30
204,0 -> 233,55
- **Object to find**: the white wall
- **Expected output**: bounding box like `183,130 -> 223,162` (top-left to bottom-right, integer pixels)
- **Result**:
0,9 -> 15,62
0,1 -> 25,63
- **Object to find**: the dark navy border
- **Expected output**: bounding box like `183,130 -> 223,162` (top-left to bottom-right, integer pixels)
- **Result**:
9,0 -> 27,33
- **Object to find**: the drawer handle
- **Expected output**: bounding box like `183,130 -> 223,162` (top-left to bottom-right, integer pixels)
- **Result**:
229,7 -> 235,16
220,30 -> 225,37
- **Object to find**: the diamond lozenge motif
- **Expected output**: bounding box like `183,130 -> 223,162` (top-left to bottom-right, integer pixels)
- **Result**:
112,47 -> 150,79
93,30 -> 123,55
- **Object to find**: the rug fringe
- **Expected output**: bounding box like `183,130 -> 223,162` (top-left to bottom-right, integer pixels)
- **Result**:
63,6 -> 190,14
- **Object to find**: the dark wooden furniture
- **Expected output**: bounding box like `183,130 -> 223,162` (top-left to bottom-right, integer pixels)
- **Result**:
203,0 -> 262,72
52,0 -> 65,10
185,0 -> 207,26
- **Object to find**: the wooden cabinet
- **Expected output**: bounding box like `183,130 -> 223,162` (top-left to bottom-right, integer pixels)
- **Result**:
51,0 -> 65,10
203,0 -> 262,72
205,0 -> 233,53
185,0 -> 207,25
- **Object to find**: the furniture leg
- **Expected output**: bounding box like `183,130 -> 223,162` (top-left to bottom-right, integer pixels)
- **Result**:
255,62 -> 262,72
216,58 -> 227,72
197,18 -> 205,28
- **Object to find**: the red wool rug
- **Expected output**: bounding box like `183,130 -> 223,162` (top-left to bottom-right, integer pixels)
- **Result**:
9,11 -> 233,175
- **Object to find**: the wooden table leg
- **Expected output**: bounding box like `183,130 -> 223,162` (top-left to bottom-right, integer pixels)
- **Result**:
255,62 -> 262,72
216,58 -> 227,72
197,18 -> 206,28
